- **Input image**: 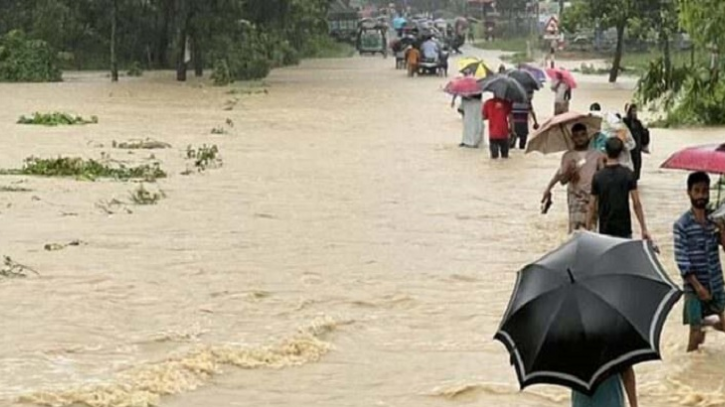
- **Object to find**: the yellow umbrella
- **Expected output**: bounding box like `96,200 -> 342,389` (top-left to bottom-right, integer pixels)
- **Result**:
457,57 -> 492,79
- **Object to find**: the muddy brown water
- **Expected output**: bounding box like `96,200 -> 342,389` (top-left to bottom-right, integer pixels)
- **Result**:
1,48 -> 725,407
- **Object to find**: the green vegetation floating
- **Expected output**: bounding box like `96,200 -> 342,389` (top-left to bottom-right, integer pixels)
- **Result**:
1,256 -> 38,278
0,185 -> 32,192
186,145 -> 222,172
0,157 -> 166,181
112,139 -> 171,150
129,184 -> 165,205
17,112 -> 98,126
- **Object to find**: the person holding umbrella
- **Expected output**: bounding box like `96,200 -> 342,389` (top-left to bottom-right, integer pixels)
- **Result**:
552,72 -> 571,115
482,96 -> 513,159
494,231 -> 680,406
572,366 -> 638,407
674,171 -> 725,352
547,69 -> 576,115
506,70 -> 541,150
541,123 -> 604,232
445,77 -> 484,148
478,74 -> 528,159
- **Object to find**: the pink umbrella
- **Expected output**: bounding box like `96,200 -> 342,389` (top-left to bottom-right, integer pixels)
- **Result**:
546,67 -> 577,89
661,144 -> 725,174
525,111 -> 602,155
662,144 -> 725,204
444,76 -> 481,97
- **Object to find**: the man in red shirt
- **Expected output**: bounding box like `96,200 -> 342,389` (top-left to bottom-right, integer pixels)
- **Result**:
483,97 -> 513,159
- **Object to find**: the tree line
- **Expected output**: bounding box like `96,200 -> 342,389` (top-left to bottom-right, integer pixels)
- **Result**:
0,0 -> 334,82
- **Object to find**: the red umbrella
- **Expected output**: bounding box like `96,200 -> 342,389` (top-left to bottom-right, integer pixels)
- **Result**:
444,76 -> 481,97
662,144 -> 725,204
661,144 -> 725,173
546,67 -> 577,89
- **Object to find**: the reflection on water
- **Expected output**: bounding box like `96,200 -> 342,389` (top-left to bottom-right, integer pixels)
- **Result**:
0,51 -> 724,407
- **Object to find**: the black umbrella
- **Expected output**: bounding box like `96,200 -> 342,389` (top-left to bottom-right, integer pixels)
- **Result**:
506,69 -> 541,92
494,231 -> 681,396
478,75 -> 528,103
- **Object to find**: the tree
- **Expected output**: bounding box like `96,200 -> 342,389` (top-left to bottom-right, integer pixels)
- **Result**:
110,0 -> 119,82
572,0 -> 660,82
679,0 -> 725,78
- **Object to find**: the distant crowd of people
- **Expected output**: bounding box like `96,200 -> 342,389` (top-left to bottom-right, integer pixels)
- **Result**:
448,57 -> 725,406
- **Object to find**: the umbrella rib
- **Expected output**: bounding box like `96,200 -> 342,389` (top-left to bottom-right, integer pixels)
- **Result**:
505,265 -> 570,315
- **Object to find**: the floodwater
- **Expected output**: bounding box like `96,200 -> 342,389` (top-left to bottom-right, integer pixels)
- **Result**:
1,47 -> 725,407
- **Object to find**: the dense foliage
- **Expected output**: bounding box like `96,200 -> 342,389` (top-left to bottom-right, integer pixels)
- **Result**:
635,0 -> 725,126
0,30 -> 62,82
0,0 -> 339,81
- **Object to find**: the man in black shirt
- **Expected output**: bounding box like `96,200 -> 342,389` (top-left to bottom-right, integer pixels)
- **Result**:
587,137 -> 651,240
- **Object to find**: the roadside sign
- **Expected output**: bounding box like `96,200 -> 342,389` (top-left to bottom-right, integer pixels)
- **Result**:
545,16 -> 559,33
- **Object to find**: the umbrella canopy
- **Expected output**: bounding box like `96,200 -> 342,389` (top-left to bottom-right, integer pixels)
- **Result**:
495,231 -> 681,396
458,57 -> 492,79
661,143 -> 725,174
478,74 -> 528,103
506,69 -> 541,92
519,64 -> 546,84
393,16 -> 407,30
526,112 -> 602,155
546,67 -> 577,89
443,76 -> 481,97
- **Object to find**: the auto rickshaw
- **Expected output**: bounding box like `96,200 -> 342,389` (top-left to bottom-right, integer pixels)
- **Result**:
356,20 -> 388,58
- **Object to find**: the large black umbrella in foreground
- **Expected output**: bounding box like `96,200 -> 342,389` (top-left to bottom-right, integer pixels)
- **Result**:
494,231 -> 681,396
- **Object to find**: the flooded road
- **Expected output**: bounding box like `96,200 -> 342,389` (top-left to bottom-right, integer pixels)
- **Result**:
1,48 -> 725,407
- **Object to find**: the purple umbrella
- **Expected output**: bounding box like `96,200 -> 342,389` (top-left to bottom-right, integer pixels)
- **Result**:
519,64 -> 546,84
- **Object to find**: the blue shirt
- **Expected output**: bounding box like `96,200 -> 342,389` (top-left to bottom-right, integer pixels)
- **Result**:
673,210 -> 725,294
572,374 -> 624,407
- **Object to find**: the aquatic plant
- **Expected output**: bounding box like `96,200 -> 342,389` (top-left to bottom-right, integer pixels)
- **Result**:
0,256 -> 38,278
112,139 -> 171,149
17,112 -> 98,126
186,145 -> 222,172
129,183 -> 165,205
0,157 -> 166,181
0,185 -> 32,192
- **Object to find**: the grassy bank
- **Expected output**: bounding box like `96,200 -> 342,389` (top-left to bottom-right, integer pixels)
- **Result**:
562,48 -> 709,77
302,36 -> 356,59
472,38 -> 534,65
472,38 -> 529,53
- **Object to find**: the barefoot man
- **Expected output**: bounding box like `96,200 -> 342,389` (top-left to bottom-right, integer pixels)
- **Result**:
542,123 -> 603,233
674,171 -> 725,351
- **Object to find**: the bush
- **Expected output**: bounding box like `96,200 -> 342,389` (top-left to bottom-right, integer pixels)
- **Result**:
127,61 -> 143,77
0,30 -> 62,82
211,59 -> 233,86
635,58 -> 725,127
210,27 -> 272,81
300,35 -> 355,59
